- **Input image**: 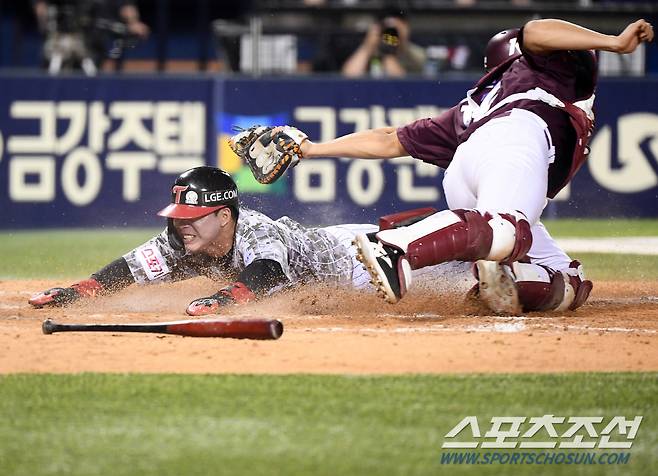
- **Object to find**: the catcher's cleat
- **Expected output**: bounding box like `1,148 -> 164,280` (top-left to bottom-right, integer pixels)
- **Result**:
353,233 -> 412,304
474,260 -> 522,315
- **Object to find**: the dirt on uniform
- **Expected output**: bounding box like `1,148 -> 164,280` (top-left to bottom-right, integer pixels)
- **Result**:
1,278 -> 657,374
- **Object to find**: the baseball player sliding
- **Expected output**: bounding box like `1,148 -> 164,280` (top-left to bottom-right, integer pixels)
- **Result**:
30,166 -> 458,315
231,18 -> 654,315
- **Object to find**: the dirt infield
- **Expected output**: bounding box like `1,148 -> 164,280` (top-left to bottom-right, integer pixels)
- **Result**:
1,278 -> 657,374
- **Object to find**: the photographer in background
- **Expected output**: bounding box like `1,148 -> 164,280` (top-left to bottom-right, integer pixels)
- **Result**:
342,11 -> 426,77
33,0 -> 149,75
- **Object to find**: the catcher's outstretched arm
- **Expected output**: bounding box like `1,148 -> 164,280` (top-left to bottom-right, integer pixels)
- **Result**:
301,127 -> 408,160
230,124 -> 410,184
523,18 -> 653,55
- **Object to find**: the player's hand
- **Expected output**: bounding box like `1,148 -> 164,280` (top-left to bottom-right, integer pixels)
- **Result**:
186,282 -> 256,316
186,296 -> 223,316
229,125 -> 307,184
364,23 -> 382,54
28,278 -> 103,308
614,19 -> 654,54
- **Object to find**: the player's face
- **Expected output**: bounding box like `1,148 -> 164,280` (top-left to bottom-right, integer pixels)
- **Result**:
173,212 -> 223,254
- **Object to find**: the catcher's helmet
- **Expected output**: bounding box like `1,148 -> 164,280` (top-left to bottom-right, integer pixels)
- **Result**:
158,166 -> 239,219
484,28 -> 520,71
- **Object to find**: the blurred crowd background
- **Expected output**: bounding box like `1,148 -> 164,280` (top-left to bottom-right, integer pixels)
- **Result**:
1,0 -> 656,77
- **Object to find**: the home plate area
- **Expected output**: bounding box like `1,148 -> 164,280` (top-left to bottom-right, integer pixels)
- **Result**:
1,279 -> 657,375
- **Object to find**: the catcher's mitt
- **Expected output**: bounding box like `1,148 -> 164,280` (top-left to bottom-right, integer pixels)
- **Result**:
229,125 -> 307,184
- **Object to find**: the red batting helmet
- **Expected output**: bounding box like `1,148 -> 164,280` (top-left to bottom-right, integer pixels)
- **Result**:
484,28 -> 521,71
158,167 -> 239,219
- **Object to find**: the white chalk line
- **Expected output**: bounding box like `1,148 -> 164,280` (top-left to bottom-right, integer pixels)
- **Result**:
557,237 -> 658,255
298,321 -> 656,335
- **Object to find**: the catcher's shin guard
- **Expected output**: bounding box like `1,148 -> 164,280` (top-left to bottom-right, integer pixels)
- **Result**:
375,209 -> 532,270
514,260 -> 593,312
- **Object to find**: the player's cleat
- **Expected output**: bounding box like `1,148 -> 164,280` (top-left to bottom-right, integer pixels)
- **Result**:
474,260 -> 522,315
353,233 -> 412,304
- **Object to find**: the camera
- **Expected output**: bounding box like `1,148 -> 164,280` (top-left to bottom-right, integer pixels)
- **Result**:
380,24 -> 400,56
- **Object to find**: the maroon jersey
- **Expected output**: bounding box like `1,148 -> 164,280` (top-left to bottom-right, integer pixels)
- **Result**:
397,26 -> 596,198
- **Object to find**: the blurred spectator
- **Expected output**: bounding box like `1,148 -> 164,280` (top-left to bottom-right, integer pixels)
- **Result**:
33,0 -> 149,75
341,12 -> 426,77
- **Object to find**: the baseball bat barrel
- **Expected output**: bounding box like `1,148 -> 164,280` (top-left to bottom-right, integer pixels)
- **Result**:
42,318 -> 283,340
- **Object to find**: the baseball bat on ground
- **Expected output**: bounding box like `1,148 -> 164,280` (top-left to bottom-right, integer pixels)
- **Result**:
42,318 -> 283,340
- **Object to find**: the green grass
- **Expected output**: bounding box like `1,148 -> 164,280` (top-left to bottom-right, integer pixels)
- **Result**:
572,253 -> 658,281
0,219 -> 656,279
543,219 -> 658,238
0,228 -> 158,279
0,373 -> 655,476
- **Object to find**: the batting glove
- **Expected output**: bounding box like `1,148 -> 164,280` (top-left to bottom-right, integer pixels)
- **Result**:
186,282 -> 256,316
28,278 -> 104,308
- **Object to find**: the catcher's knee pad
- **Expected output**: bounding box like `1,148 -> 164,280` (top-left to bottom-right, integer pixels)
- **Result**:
375,209 -> 532,269
489,211 -> 532,262
513,260 -> 593,312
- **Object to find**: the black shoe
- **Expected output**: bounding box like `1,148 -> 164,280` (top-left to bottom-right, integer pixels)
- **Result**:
353,233 -> 412,303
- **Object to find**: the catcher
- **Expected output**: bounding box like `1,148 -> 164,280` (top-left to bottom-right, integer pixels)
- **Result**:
28,166 -> 458,315
230,19 -> 654,315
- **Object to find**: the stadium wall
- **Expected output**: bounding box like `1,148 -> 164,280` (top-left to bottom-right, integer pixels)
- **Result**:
1,75 -> 656,229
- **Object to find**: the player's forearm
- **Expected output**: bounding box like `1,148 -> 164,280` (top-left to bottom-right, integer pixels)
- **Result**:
92,257 -> 136,292
523,19 -> 618,54
301,127 -> 407,159
239,259 -> 288,295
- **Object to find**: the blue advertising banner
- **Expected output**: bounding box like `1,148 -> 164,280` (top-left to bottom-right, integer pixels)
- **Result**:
215,78 -> 466,226
216,77 -> 658,224
1,75 -> 656,229
562,78 -> 658,218
0,75 -> 215,228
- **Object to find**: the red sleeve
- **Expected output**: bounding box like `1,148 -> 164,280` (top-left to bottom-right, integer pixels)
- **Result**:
396,105 -> 462,168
